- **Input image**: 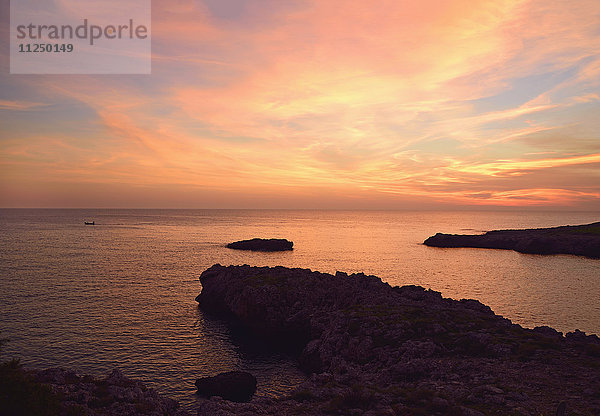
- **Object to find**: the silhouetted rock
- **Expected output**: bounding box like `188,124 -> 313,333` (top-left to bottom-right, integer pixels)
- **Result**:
195,264 -> 600,415
565,329 -> 600,344
532,325 -> 563,339
424,222 -> 600,258
226,238 -> 293,252
1,367 -> 188,416
195,371 -> 257,402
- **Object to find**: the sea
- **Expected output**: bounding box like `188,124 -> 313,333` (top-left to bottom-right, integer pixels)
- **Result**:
1,209 -> 599,412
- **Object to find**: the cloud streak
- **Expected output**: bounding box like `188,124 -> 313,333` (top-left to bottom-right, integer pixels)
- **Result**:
0,99 -> 47,110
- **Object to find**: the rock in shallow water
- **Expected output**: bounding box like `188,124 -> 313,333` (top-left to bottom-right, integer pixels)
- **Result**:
226,238 -> 293,251
195,371 -> 257,402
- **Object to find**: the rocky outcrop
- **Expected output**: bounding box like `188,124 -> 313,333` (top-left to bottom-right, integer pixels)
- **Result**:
424,222 -> 600,258
195,371 -> 257,402
195,264 -> 600,415
0,366 -> 188,416
226,238 -> 293,252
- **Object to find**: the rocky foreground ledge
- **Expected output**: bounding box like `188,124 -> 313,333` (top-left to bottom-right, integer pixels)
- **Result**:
0,364 -> 188,416
196,264 -> 600,416
424,222 -> 600,258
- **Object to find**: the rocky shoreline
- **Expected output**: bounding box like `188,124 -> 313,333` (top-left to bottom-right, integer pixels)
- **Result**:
424,222 -> 600,258
195,264 -> 600,415
0,364 -> 188,416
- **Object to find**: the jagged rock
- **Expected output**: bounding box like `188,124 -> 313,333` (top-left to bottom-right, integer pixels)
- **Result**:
532,326 -> 563,338
424,222 -> 600,258
226,238 -> 293,252
7,367 -> 188,416
565,329 -> 600,343
195,371 -> 257,402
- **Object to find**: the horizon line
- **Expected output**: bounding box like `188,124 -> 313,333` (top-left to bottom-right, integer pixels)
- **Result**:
1,207 -> 598,213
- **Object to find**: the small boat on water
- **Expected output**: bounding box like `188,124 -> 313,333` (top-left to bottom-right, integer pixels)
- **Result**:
84,221 -> 95,225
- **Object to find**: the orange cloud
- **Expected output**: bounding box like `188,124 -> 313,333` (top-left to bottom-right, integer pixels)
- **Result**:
453,188 -> 600,206
454,153 -> 600,177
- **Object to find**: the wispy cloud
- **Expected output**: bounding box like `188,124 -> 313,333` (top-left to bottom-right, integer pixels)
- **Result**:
0,99 -> 47,111
453,153 -> 600,177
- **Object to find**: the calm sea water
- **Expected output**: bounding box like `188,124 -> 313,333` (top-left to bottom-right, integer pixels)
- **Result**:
1,209 -> 599,412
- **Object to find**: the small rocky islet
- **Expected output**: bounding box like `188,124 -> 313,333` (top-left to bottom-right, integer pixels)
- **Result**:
226,238 -> 294,252
195,264 -> 600,415
424,222 -> 600,259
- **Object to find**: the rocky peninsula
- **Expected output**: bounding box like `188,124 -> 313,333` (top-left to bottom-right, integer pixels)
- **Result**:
424,222 -> 600,258
226,238 -> 294,252
196,264 -> 600,415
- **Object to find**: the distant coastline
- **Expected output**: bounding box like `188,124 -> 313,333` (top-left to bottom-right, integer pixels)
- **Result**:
424,222 -> 600,258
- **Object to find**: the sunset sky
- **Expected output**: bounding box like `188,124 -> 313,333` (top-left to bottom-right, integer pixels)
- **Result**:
1,0 -> 599,209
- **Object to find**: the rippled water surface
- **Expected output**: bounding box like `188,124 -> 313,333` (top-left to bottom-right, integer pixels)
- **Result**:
1,209 -> 599,412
